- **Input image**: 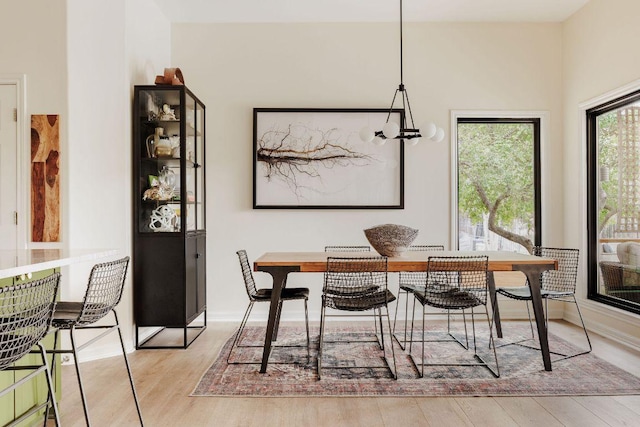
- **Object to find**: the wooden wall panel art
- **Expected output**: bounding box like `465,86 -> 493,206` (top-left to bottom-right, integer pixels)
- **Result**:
31,114 -> 60,242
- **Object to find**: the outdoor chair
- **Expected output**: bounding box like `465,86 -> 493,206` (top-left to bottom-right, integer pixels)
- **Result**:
47,256 -> 144,426
392,244 -> 445,350
495,246 -> 591,360
409,255 -> 500,377
0,273 -> 61,427
228,250 -> 310,364
319,256 -> 397,380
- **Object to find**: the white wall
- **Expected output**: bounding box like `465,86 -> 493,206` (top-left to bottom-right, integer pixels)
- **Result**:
171,22 -> 565,322
0,0 -> 68,247
563,0 -> 640,349
66,0 -> 170,358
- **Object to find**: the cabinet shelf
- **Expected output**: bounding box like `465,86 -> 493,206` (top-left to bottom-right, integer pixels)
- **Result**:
133,84 -> 206,349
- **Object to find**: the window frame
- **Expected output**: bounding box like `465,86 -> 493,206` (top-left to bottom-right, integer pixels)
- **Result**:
451,112 -> 543,251
586,88 -> 640,315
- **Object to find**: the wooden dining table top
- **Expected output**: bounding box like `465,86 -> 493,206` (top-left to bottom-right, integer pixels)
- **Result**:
253,250 -> 558,273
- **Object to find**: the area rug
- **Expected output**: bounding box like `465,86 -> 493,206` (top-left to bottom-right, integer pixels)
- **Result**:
192,323 -> 640,397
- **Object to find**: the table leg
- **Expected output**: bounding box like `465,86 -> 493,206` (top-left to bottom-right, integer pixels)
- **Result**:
487,271 -> 502,338
257,266 -> 299,374
513,264 -> 552,371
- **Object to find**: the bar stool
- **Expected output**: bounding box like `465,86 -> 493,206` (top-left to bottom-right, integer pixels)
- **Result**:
47,257 -> 144,426
0,273 -> 61,426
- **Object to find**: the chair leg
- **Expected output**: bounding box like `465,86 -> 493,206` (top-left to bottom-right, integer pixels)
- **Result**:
525,301 -> 535,339
420,303 -> 426,378
43,329 -> 60,426
38,342 -> 61,427
227,301 -> 254,363
304,298 -> 310,357
113,311 -> 144,426
409,295 -> 418,353
392,289 -> 409,350
572,296 -> 593,354
318,304 -> 326,380
483,307 -> 500,377
69,326 -> 92,426
383,305 -> 398,379
377,307 -> 385,350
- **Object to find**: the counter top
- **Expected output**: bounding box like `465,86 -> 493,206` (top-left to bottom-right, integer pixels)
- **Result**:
0,249 -> 118,279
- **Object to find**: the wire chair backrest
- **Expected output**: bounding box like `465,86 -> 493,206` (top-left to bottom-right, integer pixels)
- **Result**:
533,246 -> 579,293
399,245 -> 445,289
324,246 -> 371,252
323,257 -> 387,309
422,256 -> 489,307
236,250 -> 259,300
0,273 -> 60,370
77,257 -> 129,326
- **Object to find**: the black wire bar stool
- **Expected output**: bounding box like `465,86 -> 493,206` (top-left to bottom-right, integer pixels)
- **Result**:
46,257 -> 143,426
0,273 -> 61,427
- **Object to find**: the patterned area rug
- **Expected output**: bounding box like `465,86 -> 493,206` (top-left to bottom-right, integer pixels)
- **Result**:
192,322 -> 640,397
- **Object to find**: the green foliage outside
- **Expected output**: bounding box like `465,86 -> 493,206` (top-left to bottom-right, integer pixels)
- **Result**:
458,122 -> 535,253
597,112 -> 620,234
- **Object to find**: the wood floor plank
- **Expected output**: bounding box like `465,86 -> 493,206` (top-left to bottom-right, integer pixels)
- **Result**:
533,397 -> 609,427
376,397 -> 429,426
414,397 -> 473,427
493,396 -> 563,426
454,397 -> 518,426
612,395 -> 640,416
573,396 -> 640,426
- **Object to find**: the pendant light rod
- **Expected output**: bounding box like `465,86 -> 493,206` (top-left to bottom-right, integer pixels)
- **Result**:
399,0 -> 404,87
359,0 -> 445,146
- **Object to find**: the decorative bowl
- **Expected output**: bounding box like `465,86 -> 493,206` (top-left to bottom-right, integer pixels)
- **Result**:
364,224 -> 419,257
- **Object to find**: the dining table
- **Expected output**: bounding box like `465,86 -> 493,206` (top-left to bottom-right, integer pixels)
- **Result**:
253,250 -> 558,374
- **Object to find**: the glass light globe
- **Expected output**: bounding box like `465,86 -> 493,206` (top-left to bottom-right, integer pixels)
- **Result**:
359,126 -> 375,143
432,128 -> 445,142
407,137 -> 420,146
422,122 -> 437,139
382,122 -> 400,139
372,136 -> 386,146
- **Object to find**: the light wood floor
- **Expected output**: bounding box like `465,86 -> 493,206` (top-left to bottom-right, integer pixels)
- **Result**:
54,321 -> 640,427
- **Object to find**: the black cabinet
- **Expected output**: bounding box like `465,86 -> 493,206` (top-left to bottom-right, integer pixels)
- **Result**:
132,85 -> 206,349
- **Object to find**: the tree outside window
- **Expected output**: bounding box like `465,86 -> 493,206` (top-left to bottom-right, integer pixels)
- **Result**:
457,119 -> 540,254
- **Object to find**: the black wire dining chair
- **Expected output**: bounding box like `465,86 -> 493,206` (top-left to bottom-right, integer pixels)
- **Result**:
318,256 -> 397,380
494,247 -> 591,360
409,255 -> 500,378
227,250 -> 310,364
0,273 -> 61,426
47,256 -> 144,426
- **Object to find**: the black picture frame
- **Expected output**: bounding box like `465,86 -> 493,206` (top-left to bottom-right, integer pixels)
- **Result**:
253,108 -> 405,209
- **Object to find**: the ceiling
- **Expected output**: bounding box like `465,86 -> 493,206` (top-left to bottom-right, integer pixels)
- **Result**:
152,0 -> 590,24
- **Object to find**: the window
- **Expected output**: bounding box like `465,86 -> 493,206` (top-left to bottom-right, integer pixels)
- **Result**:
455,117 -> 541,253
587,89 -> 640,314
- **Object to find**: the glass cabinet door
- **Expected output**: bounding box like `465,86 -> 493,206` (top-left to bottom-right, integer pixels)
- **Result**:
185,92 -> 197,232
195,100 -> 205,230
136,88 -> 183,233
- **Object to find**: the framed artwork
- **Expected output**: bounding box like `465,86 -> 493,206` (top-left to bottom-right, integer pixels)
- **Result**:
253,108 -> 404,209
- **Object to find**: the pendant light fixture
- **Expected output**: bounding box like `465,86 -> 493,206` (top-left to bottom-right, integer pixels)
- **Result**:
360,0 -> 444,146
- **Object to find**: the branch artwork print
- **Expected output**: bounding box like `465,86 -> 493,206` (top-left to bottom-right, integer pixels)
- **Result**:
257,123 -> 376,200
253,109 -> 403,208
